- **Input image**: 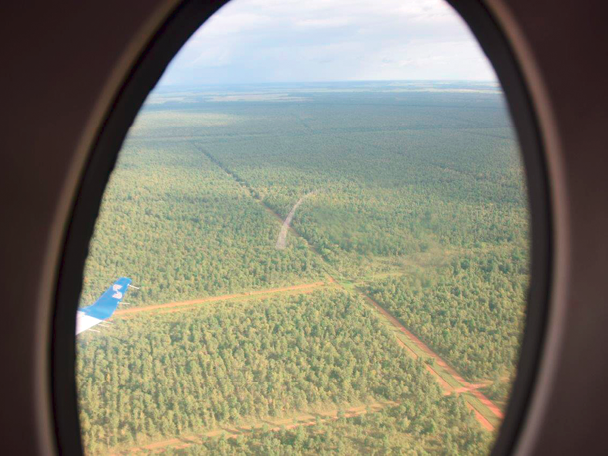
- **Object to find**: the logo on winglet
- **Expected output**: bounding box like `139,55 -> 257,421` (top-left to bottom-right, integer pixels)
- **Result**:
112,284 -> 123,299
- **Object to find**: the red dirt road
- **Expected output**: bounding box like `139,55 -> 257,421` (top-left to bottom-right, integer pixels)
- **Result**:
114,281 -> 329,316
466,404 -> 494,432
119,401 -> 398,454
253,186 -> 505,424
362,294 -> 503,423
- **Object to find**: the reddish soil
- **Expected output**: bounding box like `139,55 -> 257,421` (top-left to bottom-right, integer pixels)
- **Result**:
424,364 -> 454,395
257,189 -> 505,424
132,288 -> 321,318
114,281 -> 328,316
393,335 -> 420,360
465,403 -> 495,432
361,294 -> 504,422
121,401 -> 398,454
470,390 -> 504,419
452,383 -> 490,394
114,278 -> 502,441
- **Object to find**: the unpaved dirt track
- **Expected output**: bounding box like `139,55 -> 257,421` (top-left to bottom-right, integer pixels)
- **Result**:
118,401 -> 399,454
114,281 -> 328,316
275,193 -> 313,249
123,147 -> 502,437
361,293 -> 501,429
466,404 -> 495,432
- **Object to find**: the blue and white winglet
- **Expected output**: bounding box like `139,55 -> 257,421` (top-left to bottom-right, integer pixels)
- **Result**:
76,277 -> 132,335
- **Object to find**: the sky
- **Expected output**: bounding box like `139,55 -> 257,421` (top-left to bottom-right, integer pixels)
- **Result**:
157,0 -> 497,87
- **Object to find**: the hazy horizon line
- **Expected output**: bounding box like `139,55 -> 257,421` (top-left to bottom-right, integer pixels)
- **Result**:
155,78 -> 499,91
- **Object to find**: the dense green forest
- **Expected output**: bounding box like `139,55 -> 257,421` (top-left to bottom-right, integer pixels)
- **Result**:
366,249 -> 528,380
80,141 -> 326,307
196,102 -> 528,278
180,400 -> 490,455
78,290 -> 490,454
77,82 -> 528,454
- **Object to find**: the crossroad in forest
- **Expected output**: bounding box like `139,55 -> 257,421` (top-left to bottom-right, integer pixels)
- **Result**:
190,149 -> 505,431
113,145 -> 504,441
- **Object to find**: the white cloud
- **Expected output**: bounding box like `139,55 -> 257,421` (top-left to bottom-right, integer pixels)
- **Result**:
190,46 -> 233,67
394,0 -> 455,22
295,17 -> 352,28
158,0 -> 496,86
189,11 -> 273,37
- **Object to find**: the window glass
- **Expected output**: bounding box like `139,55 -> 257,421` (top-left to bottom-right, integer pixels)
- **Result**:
76,0 -> 529,454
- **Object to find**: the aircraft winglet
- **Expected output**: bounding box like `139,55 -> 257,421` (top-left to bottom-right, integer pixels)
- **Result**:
76,277 -> 132,335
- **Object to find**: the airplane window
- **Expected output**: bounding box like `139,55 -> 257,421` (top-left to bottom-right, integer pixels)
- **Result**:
75,0 -> 531,453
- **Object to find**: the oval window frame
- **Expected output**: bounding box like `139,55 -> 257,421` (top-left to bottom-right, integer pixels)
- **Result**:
51,0 -> 552,454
